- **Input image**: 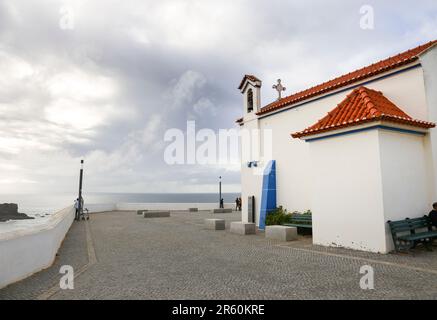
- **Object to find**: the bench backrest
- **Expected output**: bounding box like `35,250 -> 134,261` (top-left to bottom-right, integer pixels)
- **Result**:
387,216 -> 432,235
290,214 -> 312,223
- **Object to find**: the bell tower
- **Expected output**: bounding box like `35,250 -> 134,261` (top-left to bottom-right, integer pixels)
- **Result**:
237,75 -> 263,226
238,75 -> 262,117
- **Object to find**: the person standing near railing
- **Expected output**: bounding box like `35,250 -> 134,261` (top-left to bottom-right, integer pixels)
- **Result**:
74,198 -> 80,220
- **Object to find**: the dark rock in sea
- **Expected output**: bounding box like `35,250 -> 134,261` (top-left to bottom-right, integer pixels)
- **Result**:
0,203 -> 34,222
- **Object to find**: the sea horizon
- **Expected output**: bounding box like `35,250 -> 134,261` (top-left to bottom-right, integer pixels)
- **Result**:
0,192 -> 241,215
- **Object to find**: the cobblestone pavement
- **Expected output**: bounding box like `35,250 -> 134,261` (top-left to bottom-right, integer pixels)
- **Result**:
1,210 -> 437,300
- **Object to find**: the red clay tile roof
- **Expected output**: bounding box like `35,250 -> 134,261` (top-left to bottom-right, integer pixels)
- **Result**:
238,74 -> 261,90
258,40 -> 437,116
291,87 -> 435,139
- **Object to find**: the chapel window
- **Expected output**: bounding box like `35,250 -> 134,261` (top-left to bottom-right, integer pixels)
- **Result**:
247,89 -> 254,113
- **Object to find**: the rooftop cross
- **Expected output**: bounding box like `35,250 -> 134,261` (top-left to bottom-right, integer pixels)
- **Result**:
272,79 -> 286,100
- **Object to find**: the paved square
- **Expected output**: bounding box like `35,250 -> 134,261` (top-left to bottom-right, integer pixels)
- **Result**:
1,210 -> 437,300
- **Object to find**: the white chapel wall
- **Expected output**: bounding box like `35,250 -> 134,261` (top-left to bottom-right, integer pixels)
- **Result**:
378,129 -> 431,252
308,129 -> 387,253
240,107 -> 263,224
420,46 -> 437,199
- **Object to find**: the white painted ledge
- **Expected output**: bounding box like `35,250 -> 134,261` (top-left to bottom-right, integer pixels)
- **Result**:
0,206 -> 75,289
86,202 -> 235,212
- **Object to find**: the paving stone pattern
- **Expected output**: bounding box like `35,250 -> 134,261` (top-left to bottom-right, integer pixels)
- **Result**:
1,210 -> 436,300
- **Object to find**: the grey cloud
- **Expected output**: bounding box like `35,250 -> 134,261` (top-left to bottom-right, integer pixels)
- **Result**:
0,0 -> 436,193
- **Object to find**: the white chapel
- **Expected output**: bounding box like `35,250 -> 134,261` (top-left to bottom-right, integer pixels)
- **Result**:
237,40 -> 437,253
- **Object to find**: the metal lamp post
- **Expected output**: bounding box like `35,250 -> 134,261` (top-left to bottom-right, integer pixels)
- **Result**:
219,176 -> 222,208
77,160 -> 84,221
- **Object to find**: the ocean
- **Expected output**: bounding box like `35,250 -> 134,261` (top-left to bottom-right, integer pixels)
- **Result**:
0,193 -> 241,215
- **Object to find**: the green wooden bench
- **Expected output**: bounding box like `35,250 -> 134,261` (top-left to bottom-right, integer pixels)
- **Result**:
387,216 -> 437,252
283,214 -> 312,229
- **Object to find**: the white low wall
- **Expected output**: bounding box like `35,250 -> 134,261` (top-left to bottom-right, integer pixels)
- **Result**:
85,202 -> 235,213
85,203 -> 117,213
0,206 -> 75,289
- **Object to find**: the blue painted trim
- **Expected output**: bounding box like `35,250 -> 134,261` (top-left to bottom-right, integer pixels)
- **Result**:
258,64 -> 421,120
259,160 -> 276,230
305,125 -> 426,142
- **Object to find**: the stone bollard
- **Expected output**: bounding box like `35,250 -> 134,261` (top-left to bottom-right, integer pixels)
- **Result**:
143,211 -> 170,218
204,219 -> 225,230
230,222 -> 256,235
265,225 -> 298,241
212,208 -> 233,214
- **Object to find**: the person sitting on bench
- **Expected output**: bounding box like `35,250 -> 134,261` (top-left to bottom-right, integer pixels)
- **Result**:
429,202 -> 437,228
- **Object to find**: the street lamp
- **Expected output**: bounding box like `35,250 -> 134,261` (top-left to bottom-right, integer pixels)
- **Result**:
77,160 -> 84,221
219,176 -> 222,208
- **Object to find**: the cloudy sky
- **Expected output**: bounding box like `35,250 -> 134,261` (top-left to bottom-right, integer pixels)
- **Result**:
0,0 -> 436,194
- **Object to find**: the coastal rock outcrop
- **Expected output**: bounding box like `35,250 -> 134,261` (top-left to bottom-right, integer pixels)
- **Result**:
0,203 -> 34,222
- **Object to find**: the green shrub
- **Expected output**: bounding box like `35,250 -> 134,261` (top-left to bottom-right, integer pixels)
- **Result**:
265,206 -> 292,226
265,207 -> 313,226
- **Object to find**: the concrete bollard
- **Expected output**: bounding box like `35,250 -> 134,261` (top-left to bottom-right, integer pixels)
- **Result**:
230,222 -> 256,235
265,225 -> 298,241
204,219 -> 226,230
212,209 -> 233,214
143,211 -> 170,218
